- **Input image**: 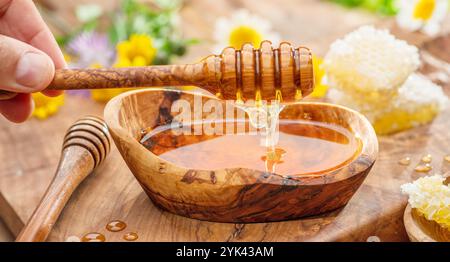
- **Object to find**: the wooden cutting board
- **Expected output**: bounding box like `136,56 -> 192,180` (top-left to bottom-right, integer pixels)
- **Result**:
1,0 -> 449,241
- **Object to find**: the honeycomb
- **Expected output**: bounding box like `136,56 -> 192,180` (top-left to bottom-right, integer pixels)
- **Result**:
328,74 -> 448,135
324,26 -> 420,96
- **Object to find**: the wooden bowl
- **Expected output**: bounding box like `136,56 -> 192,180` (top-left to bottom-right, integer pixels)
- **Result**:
404,204 -> 450,242
104,89 -> 378,223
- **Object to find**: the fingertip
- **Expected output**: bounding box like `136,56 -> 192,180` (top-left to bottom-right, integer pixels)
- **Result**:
0,93 -> 34,123
14,50 -> 55,93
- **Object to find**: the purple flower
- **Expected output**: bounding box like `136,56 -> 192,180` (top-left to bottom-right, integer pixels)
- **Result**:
67,31 -> 115,68
65,90 -> 91,98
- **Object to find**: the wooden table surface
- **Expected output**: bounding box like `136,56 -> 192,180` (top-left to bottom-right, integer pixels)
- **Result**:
0,220 -> 13,242
1,0 -> 449,242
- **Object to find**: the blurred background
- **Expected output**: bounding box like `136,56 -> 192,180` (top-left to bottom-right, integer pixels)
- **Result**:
22,0 -> 450,116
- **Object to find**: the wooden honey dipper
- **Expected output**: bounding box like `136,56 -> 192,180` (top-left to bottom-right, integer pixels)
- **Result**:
16,116 -> 111,242
0,41 -> 314,101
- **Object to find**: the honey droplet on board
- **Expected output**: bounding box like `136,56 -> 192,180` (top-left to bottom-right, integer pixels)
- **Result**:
366,236 -> 381,242
81,232 -> 105,242
421,154 -> 432,163
106,220 -> 127,232
414,163 -> 432,173
123,232 -> 138,241
65,236 -> 81,242
444,155 -> 450,163
398,157 -> 411,166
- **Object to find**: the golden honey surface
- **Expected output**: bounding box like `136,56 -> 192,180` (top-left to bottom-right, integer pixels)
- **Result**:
141,119 -> 361,176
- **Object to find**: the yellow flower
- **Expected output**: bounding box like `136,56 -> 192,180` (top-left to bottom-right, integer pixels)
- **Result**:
91,88 -> 127,103
413,0 -> 436,20
396,0 -> 448,36
116,34 -> 157,66
213,9 -> 280,51
309,56 -> 328,98
229,26 -> 263,50
32,92 -> 65,120
63,52 -> 72,63
91,34 -> 157,102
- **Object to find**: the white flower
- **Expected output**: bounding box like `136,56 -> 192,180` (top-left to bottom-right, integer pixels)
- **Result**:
213,9 -> 280,52
396,0 -> 449,36
75,4 -> 103,23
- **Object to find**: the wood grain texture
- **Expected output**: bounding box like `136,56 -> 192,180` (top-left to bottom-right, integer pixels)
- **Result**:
0,193 -> 23,237
404,204 -> 450,242
47,66 -> 200,91
1,0 -> 450,242
0,220 -> 13,242
45,42 -> 312,102
104,89 -> 377,223
0,42 -> 313,102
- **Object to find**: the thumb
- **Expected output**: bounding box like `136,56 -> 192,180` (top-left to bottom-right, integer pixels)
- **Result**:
0,34 -> 55,93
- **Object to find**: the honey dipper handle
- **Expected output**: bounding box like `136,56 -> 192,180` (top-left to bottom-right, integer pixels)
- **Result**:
47,65 -> 209,90
0,63 -> 216,100
16,116 -> 111,242
0,64 -> 208,100
15,147 -> 95,242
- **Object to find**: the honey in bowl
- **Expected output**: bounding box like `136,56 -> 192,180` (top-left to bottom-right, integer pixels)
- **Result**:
104,89 -> 378,222
140,118 -> 361,176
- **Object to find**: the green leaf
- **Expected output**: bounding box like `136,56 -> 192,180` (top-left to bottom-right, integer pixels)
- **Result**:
56,35 -> 71,47
331,0 -> 365,7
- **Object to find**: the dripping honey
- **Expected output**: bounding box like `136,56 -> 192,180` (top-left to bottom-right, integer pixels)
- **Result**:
140,43 -> 353,177
140,118 -> 361,176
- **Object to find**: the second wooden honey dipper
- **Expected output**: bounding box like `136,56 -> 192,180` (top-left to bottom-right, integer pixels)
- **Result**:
15,116 -> 111,242
0,41 -> 314,102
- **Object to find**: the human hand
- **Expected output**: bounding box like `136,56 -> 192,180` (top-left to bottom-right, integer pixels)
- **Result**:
0,0 -> 66,123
